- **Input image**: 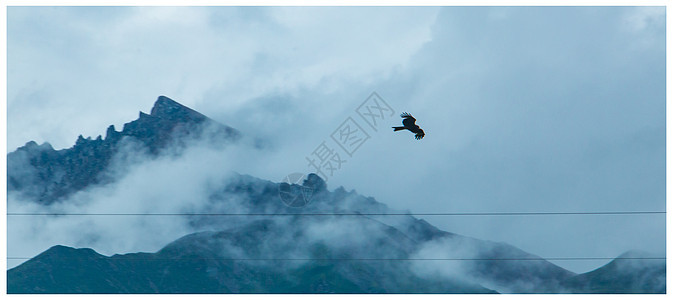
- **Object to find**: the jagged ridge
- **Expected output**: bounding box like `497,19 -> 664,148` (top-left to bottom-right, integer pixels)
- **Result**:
7,96 -> 663,294
7,96 -> 240,204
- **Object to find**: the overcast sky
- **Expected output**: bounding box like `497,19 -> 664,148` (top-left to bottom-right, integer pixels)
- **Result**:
7,6 -> 666,273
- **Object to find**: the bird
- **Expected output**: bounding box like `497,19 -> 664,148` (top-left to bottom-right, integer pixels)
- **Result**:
393,112 -> 425,140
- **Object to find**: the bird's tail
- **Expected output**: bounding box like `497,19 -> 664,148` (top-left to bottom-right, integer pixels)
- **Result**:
392,126 -> 405,131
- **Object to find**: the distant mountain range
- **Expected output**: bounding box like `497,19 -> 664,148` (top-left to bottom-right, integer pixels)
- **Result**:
6,96 -> 665,293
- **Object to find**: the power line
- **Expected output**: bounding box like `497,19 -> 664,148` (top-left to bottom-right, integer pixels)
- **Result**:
5,257 -> 666,261
6,211 -> 666,216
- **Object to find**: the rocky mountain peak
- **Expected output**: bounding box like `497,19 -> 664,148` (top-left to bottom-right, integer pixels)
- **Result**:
8,95 -> 240,204
150,95 -> 208,123
303,173 -> 327,193
18,141 -> 54,152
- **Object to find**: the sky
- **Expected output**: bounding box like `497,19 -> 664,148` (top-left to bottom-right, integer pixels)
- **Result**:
6,6 -> 666,274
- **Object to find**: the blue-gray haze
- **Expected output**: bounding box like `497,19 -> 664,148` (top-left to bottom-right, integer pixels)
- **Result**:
7,6 -> 665,273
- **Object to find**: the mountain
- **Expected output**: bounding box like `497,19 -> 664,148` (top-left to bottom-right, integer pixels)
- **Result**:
6,96 -> 665,293
561,251 -> 665,293
189,173 -> 578,293
7,96 -> 240,204
7,219 -> 496,294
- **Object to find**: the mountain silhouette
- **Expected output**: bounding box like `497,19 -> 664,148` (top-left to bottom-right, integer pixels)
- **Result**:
6,96 -> 664,293
560,251 -> 665,293
7,96 -> 239,204
8,221 -> 496,293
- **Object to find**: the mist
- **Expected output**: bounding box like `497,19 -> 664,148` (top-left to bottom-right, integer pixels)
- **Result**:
7,6 -> 665,275
8,135 -> 236,266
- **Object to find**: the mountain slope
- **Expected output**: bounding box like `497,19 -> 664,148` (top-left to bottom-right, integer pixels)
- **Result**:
7,171 -> 578,293
561,251 -> 665,293
8,219 -> 496,293
195,173 -> 578,293
7,96 -> 663,293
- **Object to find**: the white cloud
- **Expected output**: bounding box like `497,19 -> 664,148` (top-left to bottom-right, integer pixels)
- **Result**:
7,6 -> 666,275
623,6 -> 665,32
7,6 -> 438,150
620,6 -> 666,51
7,139 -> 238,267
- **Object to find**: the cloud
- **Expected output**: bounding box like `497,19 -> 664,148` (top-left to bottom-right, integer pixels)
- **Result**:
7,6 -> 439,150
7,136 -> 235,266
321,6 -> 665,273
7,6 -> 665,275
622,6 -> 665,32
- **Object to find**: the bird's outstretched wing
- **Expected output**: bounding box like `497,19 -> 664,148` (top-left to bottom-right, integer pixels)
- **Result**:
400,112 -> 415,121
397,111 -> 425,140
400,112 -> 417,128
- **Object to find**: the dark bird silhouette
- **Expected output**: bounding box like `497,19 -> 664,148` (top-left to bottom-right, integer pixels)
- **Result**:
393,112 -> 425,140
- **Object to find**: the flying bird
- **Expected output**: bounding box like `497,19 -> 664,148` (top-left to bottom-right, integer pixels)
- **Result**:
393,112 -> 425,140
